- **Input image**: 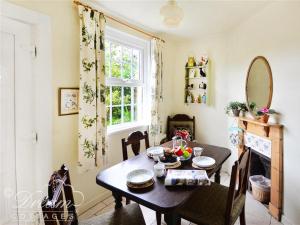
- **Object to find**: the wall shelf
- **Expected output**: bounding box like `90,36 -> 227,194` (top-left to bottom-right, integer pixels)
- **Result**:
184,57 -> 210,105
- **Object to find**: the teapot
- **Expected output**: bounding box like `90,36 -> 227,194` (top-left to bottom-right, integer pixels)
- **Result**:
172,135 -> 187,150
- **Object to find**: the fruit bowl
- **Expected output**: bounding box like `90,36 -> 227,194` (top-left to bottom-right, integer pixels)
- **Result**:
174,146 -> 193,163
179,154 -> 192,162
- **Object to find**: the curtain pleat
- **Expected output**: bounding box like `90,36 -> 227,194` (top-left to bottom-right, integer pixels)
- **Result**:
78,6 -> 107,172
149,39 -> 164,145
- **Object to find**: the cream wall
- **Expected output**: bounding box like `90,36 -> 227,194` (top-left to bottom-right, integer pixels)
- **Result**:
171,2 -> 300,224
8,0 -> 174,214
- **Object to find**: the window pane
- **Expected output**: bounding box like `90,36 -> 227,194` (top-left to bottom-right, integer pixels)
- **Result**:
134,105 -> 138,121
105,41 -> 110,76
111,62 -> 121,78
133,87 -> 142,104
111,43 -> 121,78
106,107 -> 110,125
112,106 -> 121,125
123,63 -> 131,79
122,47 -> 131,79
123,106 -> 131,123
112,86 -> 121,105
132,49 -> 140,79
124,87 -> 131,105
105,86 -> 110,105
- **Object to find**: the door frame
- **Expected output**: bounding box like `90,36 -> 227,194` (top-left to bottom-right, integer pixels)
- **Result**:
0,1 -> 53,192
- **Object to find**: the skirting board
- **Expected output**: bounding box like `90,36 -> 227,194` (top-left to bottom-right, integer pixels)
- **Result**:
77,189 -> 111,215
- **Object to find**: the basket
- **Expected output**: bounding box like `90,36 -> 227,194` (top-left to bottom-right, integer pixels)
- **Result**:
249,175 -> 271,203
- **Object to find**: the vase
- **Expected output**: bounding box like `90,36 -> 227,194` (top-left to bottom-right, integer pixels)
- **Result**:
259,114 -> 269,123
232,109 -> 240,117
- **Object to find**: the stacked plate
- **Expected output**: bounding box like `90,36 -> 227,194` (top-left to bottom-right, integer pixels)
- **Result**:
146,146 -> 164,161
159,157 -> 181,169
126,169 -> 155,189
192,156 -> 216,170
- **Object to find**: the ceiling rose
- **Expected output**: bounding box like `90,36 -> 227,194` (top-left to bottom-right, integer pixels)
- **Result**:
160,0 -> 184,28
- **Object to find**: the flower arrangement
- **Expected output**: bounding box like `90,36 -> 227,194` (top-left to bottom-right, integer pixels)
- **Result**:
256,107 -> 276,123
257,107 -> 276,116
175,129 -> 190,141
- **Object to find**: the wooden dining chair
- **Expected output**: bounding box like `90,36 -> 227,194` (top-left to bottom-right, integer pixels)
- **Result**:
41,164 -> 146,225
160,114 -> 196,144
177,149 -> 250,225
121,130 -> 162,225
121,130 -> 150,161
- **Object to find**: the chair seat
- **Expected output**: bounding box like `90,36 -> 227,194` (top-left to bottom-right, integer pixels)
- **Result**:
80,203 -> 146,225
177,182 -> 246,225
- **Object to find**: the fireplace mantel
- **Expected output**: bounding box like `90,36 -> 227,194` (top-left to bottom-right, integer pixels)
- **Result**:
238,117 -> 283,221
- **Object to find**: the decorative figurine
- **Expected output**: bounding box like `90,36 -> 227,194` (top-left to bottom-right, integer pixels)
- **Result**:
199,82 -> 207,90
199,56 -> 208,66
197,94 -> 202,103
189,68 -> 195,78
200,67 -> 206,77
187,56 -> 196,67
187,94 -> 192,103
202,92 -> 207,104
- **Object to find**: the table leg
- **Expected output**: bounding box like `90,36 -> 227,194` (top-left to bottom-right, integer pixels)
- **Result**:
164,212 -> 181,225
112,191 -> 123,209
215,167 -> 221,184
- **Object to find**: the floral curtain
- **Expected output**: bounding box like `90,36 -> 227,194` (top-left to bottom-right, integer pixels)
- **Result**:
78,6 -> 107,171
149,39 -> 164,145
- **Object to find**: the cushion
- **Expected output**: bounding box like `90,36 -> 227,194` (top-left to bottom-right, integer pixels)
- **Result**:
176,182 -> 245,225
79,203 -> 146,225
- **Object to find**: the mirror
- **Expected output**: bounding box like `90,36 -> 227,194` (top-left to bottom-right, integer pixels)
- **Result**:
246,56 -> 273,115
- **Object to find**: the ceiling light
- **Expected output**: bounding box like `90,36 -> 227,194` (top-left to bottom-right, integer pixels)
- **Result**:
160,0 -> 184,28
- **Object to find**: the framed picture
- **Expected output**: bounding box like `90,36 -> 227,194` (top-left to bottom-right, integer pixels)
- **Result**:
58,88 -> 79,116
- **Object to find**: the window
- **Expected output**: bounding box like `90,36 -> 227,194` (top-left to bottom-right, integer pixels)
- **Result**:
105,27 -> 150,129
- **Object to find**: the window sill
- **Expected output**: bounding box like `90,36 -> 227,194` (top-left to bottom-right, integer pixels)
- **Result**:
107,122 -> 149,135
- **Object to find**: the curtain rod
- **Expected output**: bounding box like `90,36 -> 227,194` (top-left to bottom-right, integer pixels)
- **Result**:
73,0 -> 165,43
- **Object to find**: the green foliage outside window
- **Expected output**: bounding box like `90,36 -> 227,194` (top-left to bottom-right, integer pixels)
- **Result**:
105,40 -> 140,126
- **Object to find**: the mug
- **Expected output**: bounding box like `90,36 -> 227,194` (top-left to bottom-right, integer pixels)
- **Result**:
193,147 -> 204,157
153,163 -> 166,178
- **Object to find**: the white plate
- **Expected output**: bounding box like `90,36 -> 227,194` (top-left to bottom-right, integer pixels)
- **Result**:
192,156 -> 216,168
146,146 -> 164,157
126,169 -> 154,185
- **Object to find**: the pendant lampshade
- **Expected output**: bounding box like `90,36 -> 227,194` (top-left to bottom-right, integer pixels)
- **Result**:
160,0 -> 184,28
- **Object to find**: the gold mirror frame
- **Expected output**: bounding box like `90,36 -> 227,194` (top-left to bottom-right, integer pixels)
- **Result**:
246,56 -> 273,117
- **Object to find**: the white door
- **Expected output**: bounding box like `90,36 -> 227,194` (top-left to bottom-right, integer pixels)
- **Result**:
0,17 -> 36,225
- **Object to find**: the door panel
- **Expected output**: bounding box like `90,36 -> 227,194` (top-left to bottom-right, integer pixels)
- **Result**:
0,29 -> 18,225
0,17 -> 35,225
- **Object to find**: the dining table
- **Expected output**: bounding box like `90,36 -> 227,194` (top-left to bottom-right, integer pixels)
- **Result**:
96,141 -> 231,225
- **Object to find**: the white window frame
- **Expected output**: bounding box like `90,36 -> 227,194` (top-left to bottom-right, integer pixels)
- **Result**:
105,26 -> 150,133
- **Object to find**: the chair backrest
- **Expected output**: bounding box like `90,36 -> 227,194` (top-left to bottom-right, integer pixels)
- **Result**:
225,149 -> 250,224
166,114 -> 195,140
121,131 -> 150,161
41,164 -> 78,225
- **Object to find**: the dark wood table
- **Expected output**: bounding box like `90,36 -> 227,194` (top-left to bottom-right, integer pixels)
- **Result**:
96,141 -> 231,225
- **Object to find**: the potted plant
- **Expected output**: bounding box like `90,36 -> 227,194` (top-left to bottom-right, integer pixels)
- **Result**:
256,107 -> 276,123
249,102 -> 257,112
239,103 -> 249,116
225,101 -> 243,117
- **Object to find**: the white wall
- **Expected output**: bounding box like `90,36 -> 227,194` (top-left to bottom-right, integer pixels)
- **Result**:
171,2 -> 300,224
